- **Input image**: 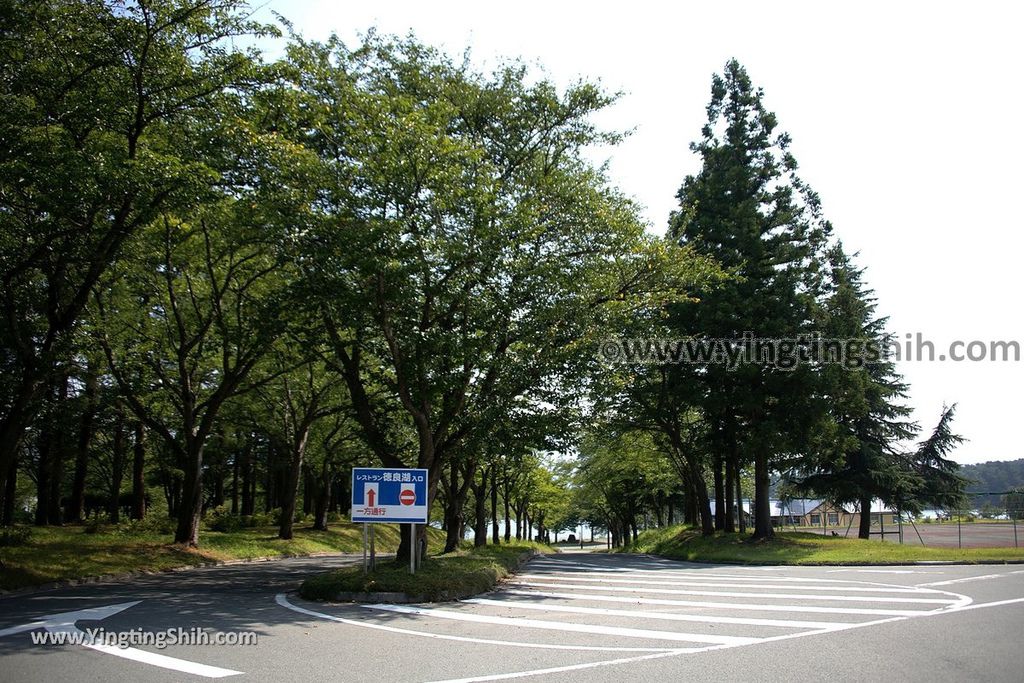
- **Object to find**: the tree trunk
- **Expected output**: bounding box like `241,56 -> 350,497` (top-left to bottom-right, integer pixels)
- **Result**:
713,451 -> 725,531
751,446 -> 773,541
0,370 -> 44,511
471,467 -> 488,547
131,422 -> 146,520
491,467 -> 500,545
230,446 -> 239,515
108,408 -> 126,524
443,462 -> 463,552
173,439 -> 205,546
503,472 -> 512,543
69,361 -> 99,523
312,460 -> 331,531
724,453 -> 736,533
736,459 -> 746,534
264,443 -> 277,513
35,421 -> 53,526
278,426 -> 311,540
240,442 -> 253,516
858,494 -> 872,540
2,454 -> 17,526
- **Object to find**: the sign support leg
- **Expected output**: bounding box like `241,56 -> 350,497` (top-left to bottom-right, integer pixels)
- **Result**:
410,523 -> 416,575
369,524 -> 376,571
362,523 -> 368,574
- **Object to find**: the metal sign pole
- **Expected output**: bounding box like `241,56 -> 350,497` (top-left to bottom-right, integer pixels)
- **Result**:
362,523 -> 368,574
409,524 -> 416,575
369,524 -> 376,571
957,510 -> 962,549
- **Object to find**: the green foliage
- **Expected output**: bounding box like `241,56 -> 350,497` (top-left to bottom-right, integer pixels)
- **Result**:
113,514 -> 178,537
1004,487 -> 1024,520
205,506 -> 246,533
963,460 -> 1024,506
0,0 -> 274,497
573,428 -> 679,542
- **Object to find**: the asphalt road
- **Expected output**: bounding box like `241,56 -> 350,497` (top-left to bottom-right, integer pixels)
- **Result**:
2,552 -> 1023,682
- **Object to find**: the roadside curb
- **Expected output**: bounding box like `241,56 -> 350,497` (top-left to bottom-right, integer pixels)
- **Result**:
0,550 -> 362,600
320,548 -> 543,604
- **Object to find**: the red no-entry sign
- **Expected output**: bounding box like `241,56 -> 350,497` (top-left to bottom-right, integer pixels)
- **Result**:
399,488 -> 416,505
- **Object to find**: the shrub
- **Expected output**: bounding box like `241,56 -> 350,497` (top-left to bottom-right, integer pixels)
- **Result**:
246,512 -> 275,528
84,514 -> 111,534
205,506 -> 245,532
114,515 -> 177,536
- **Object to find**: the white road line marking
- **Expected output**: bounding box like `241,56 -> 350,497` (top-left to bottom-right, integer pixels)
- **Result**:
516,573 -> 938,594
426,648 -> 691,683
273,594 -> 672,653
427,590 -> 997,683
940,596 -> 1024,612
362,604 -> 759,646
827,569 -> 923,574
463,598 -> 851,629
63,631 -> 243,678
502,589 -> 926,617
917,570 -> 1024,587
510,581 -> 957,604
527,566 -> 923,584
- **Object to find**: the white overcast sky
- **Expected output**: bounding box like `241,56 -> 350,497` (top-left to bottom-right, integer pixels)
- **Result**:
257,1 -> 1023,465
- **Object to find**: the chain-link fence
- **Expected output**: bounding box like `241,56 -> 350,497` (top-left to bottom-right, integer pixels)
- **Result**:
791,492 -> 1023,548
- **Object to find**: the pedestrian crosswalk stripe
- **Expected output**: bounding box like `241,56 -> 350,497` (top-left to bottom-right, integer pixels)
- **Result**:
463,598 -> 852,629
502,589 -> 926,617
362,604 -> 762,646
509,581 -> 957,604
517,573 -> 938,594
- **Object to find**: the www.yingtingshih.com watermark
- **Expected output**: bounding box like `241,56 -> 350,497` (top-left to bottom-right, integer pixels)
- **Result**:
30,627 -> 258,649
597,333 -> 1021,370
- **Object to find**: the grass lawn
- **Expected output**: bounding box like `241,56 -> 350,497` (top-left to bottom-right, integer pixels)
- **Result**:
299,541 -> 549,602
621,525 -> 1024,564
0,523 -> 445,592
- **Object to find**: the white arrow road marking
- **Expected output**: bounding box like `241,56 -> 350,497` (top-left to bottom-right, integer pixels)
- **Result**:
0,602 -> 140,638
0,601 -> 241,678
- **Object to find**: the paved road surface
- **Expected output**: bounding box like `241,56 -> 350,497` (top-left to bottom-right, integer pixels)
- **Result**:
2,553 -> 1022,681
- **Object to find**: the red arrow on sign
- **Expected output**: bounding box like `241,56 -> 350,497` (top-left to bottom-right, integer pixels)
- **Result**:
367,488 -> 376,506
399,488 -> 416,506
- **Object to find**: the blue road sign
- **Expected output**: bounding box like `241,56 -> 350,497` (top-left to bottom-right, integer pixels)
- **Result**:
350,468 -> 429,523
